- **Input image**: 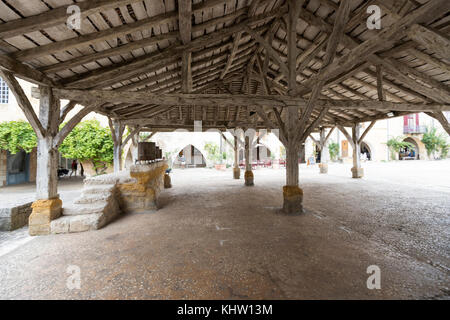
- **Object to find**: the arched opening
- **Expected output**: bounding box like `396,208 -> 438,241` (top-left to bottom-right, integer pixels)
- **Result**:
400,137 -> 419,160
173,144 -> 206,168
360,142 -> 372,161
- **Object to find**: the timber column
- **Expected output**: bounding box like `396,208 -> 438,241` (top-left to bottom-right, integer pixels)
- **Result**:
109,118 -> 125,173
351,123 -> 364,178
319,128 -> 329,174
233,135 -> 240,179
29,87 -> 62,235
283,105 -> 303,214
244,135 -> 254,186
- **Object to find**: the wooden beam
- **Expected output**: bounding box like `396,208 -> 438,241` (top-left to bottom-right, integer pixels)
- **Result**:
10,0 -> 244,62
337,124 -> 354,148
295,0 -> 351,141
59,101 -> 77,124
376,65 -> 386,102
182,52 -> 193,93
53,89 -> 450,112
297,0 -> 449,99
54,104 -> 99,149
59,16 -> 270,89
358,121 -> 376,144
178,0 -> 192,45
122,126 -> 141,147
0,70 -> 46,138
426,112 -> 450,136
221,32 -> 243,79
244,25 -> 289,78
407,24 -> 450,60
0,0 -> 143,39
40,32 -> 178,74
179,0 -> 192,94
0,54 -> 56,86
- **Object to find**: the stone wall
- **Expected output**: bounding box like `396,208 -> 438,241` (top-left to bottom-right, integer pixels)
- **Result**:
0,202 -> 33,231
118,161 -> 168,213
48,161 -> 168,235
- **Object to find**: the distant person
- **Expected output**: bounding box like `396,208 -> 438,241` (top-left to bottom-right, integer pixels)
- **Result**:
70,160 -> 78,177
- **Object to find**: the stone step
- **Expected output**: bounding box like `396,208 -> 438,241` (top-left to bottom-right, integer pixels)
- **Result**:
81,184 -> 116,195
63,202 -> 108,216
51,213 -> 103,234
74,193 -> 111,204
84,175 -> 120,186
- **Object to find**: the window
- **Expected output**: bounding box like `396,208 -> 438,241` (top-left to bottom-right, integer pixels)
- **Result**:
0,77 -> 9,104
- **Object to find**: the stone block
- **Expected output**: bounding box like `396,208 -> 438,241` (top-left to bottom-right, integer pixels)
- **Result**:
244,170 -> 254,186
164,174 -> 172,188
351,167 -> 364,178
319,163 -> 328,174
29,198 -> 62,236
282,186 -> 304,215
0,203 -> 33,231
233,167 -> 240,179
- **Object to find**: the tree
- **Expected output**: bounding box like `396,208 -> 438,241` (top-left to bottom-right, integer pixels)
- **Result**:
421,127 -> 449,159
0,120 -> 37,154
59,120 -> 113,174
386,136 -> 414,160
328,142 -> 340,161
204,142 -> 222,164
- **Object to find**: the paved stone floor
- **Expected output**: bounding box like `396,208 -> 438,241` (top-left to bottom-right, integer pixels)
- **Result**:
0,161 -> 449,299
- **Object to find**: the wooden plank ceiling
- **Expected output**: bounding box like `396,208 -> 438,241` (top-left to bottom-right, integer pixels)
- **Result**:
0,0 -> 449,130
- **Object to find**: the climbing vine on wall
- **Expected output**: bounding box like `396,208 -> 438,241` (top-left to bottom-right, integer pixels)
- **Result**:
59,120 -> 114,173
0,120 -> 37,154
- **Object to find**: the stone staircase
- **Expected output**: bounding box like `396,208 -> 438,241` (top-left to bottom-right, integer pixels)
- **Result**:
50,175 -> 122,234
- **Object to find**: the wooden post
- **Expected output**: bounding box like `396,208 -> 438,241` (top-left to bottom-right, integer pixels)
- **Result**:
30,86 -> 62,235
109,118 -> 125,173
319,127 -> 329,174
351,123 -> 363,178
233,135 -> 240,179
244,135 -> 254,186
0,71 -> 95,235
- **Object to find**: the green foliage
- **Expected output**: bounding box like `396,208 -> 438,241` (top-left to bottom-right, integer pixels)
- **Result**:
328,142 -> 340,161
204,142 -> 222,163
280,146 -> 286,159
0,121 -> 37,154
421,127 -> 448,158
59,120 -> 114,172
386,136 -> 414,160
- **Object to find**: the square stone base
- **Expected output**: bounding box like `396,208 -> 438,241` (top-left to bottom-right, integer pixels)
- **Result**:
233,167 -> 240,179
351,167 -> 364,178
319,163 -> 328,174
282,186 -> 304,214
29,198 -> 62,236
244,171 -> 254,186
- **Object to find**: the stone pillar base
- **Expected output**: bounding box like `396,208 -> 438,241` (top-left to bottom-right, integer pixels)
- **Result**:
351,167 -> 364,178
282,186 -> 304,214
319,163 -> 328,174
164,173 -> 172,188
29,198 -> 62,236
233,167 -> 240,179
244,170 -> 254,186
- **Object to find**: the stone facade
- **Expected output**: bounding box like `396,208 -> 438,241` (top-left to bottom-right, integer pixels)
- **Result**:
0,202 -> 33,231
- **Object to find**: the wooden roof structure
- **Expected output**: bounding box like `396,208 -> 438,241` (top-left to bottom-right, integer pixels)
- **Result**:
0,0 -> 449,133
